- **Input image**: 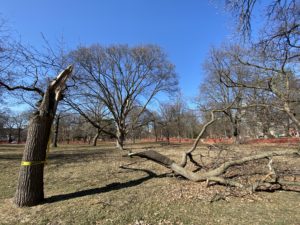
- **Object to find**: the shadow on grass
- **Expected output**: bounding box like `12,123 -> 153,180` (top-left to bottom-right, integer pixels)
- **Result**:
0,154 -> 23,160
0,144 -> 25,148
45,168 -> 169,204
48,151 -> 106,164
0,149 -> 108,164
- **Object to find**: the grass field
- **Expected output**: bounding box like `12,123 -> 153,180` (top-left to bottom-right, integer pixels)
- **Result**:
0,142 -> 299,225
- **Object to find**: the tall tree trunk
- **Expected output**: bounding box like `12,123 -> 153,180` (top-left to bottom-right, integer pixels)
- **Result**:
166,130 -> 170,145
7,132 -> 12,143
92,129 -> 100,146
17,127 -> 22,144
51,114 -> 60,148
232,111 -> 242,144
116,130 -> 125,150
14,66 -> 72,207
232,121 -> 239,143
153,122 -> 158,142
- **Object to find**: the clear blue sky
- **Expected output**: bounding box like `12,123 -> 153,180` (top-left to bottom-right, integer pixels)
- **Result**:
1,0 -> 233,102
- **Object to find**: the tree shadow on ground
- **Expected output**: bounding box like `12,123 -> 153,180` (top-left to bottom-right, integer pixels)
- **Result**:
0,154 -> 23,160
0,149 -> 108,164
45,168 -> 170,204
48,150 -> 107,164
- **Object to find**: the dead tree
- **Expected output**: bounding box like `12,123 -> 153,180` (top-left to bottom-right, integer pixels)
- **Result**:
14,66 -> 73,207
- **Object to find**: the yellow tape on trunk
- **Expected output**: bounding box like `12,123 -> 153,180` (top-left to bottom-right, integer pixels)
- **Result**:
21,136 -> 51,166
21,161 -> 46,166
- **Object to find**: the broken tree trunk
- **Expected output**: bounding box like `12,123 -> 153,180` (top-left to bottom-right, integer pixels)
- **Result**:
14,66 -> 73,207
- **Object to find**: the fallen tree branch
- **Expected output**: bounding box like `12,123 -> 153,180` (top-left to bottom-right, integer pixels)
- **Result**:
129,150 -> 174,168
204,149 -> 299,178
179,101 -> 236,168
129,148 -> 300,191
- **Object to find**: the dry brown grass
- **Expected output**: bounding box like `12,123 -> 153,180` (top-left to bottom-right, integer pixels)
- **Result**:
0,142 -> 299,225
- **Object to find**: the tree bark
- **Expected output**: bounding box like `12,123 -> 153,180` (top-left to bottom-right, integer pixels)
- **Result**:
116,131 -> 125,150
232,122 -> 241,144
14,65 -> 72,207
14,115 -> 53,206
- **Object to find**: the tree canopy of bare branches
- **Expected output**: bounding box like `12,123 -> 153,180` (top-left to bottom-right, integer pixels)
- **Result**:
71,44 -> 178,149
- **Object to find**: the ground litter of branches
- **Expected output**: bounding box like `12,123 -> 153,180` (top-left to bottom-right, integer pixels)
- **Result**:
0,142 -> 299,225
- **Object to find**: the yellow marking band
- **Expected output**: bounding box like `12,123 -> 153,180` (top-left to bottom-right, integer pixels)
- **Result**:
21,161 -> 46,166
21,137 -> 51,166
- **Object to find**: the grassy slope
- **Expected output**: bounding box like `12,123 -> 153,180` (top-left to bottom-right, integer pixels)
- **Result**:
0,143 -> 299,225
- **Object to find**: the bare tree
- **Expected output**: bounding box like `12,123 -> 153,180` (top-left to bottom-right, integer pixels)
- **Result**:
170,95 -> 186,142
226,0 -> 298,39
158,103 -> 175,144
213,42 -> 300,129
12,111 -> 29,144
51,112 -> 62,148
126,107 -> 153,143
71,44 -> 178,150
54,113 -> 90,144
225,0 -> 300,123
200,50 -> 247,142
2,110 -> 15,143
65,96 -> 113,146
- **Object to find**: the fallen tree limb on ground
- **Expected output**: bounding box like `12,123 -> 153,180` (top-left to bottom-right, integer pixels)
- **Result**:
179,102 -> 237,168
128,100 -> 299,194
129,148 -> 300,192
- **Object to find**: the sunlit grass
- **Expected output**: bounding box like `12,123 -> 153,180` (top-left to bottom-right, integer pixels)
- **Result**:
0,142 -> 299,225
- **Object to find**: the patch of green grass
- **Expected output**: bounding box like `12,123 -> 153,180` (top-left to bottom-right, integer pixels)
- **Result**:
0,143 -> 299,225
